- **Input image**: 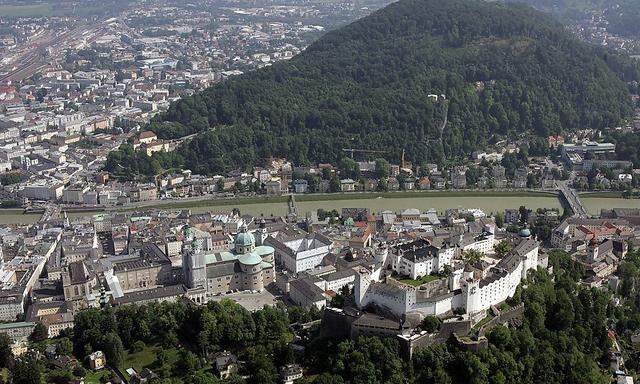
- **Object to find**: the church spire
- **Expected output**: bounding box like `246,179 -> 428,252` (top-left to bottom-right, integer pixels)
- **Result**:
287,194 -> 298,222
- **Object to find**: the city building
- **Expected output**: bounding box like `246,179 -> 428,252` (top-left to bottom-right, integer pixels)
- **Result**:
265,231 -> 333,273
389,239 -> 455,279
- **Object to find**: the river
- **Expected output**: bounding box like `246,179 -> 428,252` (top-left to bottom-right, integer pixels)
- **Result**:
187,195 -> 564,217
0,195 -> 634,225
581,197 -> 640,215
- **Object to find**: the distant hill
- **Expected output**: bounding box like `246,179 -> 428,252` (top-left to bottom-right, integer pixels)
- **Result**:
505,0 -> 605,13
606,0 -> 640,38
509,0 -> 640,37
134,0 -> 637,175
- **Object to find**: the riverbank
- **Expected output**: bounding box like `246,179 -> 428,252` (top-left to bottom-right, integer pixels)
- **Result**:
114,190 -> 559,212
0,190 -> 635,225
579,191 -> 625,198
105,191 -> 562,218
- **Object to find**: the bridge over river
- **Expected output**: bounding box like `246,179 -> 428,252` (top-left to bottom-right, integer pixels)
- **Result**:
557,181 -> 589,217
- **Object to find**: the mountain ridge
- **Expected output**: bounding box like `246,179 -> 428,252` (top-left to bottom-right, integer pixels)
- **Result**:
109,0 -> 639,176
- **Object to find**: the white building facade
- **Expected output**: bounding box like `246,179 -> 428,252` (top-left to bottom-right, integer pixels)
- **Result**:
265,232 -> 333,273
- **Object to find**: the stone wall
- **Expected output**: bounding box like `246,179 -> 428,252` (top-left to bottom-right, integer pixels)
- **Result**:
414,278 -> 449,300
478,303 -> 525,337
401,318 -> 472,358
453,333 -> 489,352
320,307 -> 359,339
320,303 -> 525,360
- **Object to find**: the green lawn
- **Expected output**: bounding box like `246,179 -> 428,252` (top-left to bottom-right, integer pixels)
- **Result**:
84,369 -> 111,384
580,191 -> 624,198
0,368 -> 8,382
123,345 -> 179,380
399,275 -> 442,287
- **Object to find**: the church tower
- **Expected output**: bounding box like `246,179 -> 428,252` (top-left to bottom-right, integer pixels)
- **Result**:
287,194 -> 298,222
183,245 -> 206,289
256,219 -> 268,245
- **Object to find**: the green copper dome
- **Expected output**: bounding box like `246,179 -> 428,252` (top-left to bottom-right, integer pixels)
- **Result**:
519,228 -> 531,238
238,252 -> 262,265
254,245 -> 275,256
235,231 -> 255,247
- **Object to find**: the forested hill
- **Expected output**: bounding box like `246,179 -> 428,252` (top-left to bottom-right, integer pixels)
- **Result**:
146,0 -> 637,174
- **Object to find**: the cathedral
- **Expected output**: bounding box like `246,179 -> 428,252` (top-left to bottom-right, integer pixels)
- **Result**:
183,225 -> 275,302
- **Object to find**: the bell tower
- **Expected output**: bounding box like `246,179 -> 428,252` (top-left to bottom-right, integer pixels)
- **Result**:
256,219 -> 268,245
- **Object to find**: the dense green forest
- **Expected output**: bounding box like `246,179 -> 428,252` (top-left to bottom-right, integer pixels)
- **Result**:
104,0 -> 639,176
6,249 -> 640,383
104,143 -> 184,181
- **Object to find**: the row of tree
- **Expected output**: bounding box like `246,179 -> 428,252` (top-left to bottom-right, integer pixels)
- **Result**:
605,131 -> 640,168
611,247 -> 640,373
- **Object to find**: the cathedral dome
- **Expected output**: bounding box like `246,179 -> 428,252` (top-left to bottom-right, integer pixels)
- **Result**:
254,245 -> 275,256
519,228 -> 531,238
238,252 -> 262,266
235,231 -> 255,247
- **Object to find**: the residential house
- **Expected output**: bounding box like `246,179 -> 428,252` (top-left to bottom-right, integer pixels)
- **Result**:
492,165 -> 507,188
505,209 -> 520,224
513,168 -> 528,189
215,351 -> 238,379
89,351 -> 106,370
265,179 -> 283,196
280,364 -> 304,384
417,177 -> 431,190
293,179 -> 309,194
451,168 -> 467,189
340,179 -> 356,192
